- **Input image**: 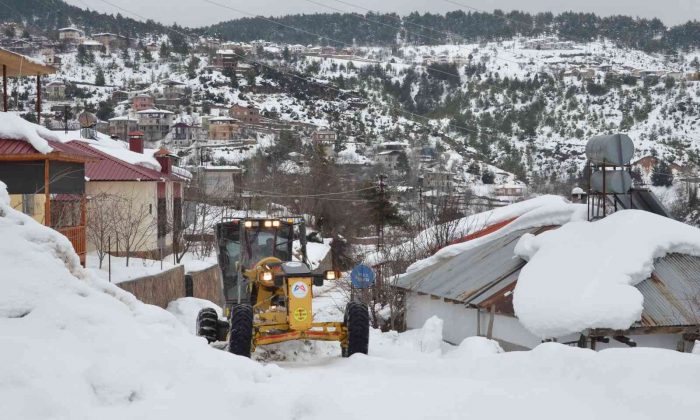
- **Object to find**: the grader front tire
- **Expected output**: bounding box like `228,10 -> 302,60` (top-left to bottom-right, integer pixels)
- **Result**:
343,302 -> 369,357
196,308 -> 219,343
228,304 -> 254,358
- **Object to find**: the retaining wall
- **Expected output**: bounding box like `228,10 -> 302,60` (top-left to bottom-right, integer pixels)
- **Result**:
117,265 -> 186,309
117,263 -> 224,309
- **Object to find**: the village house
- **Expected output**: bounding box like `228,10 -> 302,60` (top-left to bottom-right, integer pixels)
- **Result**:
108,116 -> 138,140
493,182 -> 527,199
58,27 -> 84,44
80,39 -> 103,53
92,33 -> 128,51
376,150 -> 404,172
423,170 -> 453,191
45,80 -> 66,101
230,104 -> 260,124
70,133 -> 186,257
189,165 -> 243,203
161,79 -> 186,101
213,49 -> 238,70
136,109 -> 175,142
320,46 -> 337,56
171,121 -> 196,147
132,93 -> 155,112
310,129 -> 336,156
145,41 -> 159,52
110,90 -> 129,104
208,117 -> 240,141
632,156 -> 686,179
42,49 -> 61,68
288,44 -> 306,54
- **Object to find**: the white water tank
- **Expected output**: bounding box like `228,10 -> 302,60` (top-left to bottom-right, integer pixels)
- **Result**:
585,134 -> 635,166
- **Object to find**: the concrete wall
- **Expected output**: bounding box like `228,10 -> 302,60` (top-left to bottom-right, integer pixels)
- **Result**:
118,265 -> 185,309
406,293 -> 694,352
407,293 -> 572,351
117,263 -> 224,309
188,264 -> 225,307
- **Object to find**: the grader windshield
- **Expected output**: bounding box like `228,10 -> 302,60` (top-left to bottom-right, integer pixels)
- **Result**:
215,218 -> 304,303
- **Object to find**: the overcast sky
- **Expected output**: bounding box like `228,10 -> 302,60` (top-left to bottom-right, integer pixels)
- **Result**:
67,0 -> 700,28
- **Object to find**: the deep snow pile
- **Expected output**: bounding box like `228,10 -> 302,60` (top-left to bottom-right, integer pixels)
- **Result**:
0,188 -> 275,420
0,112 -> 59,154
404,195 -> 587,273
514,210 -> 700,338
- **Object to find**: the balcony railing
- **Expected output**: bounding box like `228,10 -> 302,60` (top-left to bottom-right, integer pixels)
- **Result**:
57,225 -> 87,266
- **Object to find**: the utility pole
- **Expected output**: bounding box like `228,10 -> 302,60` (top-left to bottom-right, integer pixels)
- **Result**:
417,175 -> 424,230
376,173 -> 387,295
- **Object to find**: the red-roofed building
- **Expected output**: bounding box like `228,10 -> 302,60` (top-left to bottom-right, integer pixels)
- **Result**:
66,137 -> 184,258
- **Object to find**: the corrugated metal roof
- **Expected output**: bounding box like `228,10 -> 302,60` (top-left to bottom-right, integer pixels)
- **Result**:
636,253 -> 700,327
396,226 -> 550,305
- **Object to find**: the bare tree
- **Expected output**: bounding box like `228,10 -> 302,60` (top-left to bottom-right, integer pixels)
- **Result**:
111,192 -> 157,266
86,193 -> 118,268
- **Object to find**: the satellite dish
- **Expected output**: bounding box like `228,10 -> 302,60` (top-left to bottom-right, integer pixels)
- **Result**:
78,112 -> 97,128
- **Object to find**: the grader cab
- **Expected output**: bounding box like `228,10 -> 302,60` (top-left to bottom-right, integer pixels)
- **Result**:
196,217 -> 369,358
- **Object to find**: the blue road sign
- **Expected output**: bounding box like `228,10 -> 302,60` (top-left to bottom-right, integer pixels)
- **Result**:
351,264 -> 375,289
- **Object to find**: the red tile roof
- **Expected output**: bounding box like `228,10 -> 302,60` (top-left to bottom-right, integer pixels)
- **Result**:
0,137 -> 180,182
0,138 -> 89,160
65,141 -> 176,182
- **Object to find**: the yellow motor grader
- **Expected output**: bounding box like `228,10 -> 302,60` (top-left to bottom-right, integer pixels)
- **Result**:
196,217 -> 369,358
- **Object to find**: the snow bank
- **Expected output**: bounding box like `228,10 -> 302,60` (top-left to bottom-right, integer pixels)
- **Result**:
167,297 -> 222,334
404,195 -> 587,273
447,336 -> 504,359
513,210 -> 700,338
0,180 -> 9,206
0,185 -> 276,420
0,112 -> 59,154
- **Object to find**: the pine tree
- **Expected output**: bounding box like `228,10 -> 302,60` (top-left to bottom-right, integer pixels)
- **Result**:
95,67 -> 106,86
651,160 -> 674,187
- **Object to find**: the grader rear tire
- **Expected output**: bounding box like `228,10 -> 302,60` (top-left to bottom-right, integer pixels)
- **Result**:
343,302 -> 369,357
228,304 -> 254,358
196,308 -> 219,343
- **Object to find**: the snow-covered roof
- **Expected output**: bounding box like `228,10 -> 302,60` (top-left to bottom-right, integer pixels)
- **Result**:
513,210 -> 700,338
89,143 -> 161,171
172,166 -> 193,181
0,112 -> 58,154
137,109 -> 174,115
108,116 -> 137,122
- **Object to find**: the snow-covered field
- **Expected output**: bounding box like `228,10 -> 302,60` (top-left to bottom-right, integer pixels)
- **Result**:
2,182 -> 700,420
